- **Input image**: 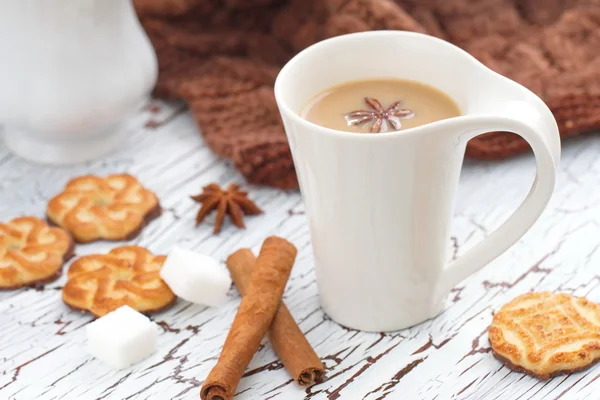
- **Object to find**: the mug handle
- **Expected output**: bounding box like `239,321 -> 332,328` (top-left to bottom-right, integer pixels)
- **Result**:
435,88 -> 560,301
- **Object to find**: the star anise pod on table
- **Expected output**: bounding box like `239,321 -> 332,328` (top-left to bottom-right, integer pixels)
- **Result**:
344,97 -> 415,133
190,183 -> 263,234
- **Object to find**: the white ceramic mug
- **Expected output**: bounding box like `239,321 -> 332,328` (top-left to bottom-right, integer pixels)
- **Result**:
274,31 -> 560,332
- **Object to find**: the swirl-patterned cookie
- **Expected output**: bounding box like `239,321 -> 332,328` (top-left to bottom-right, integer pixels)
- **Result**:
489,292 -> 600,380
47,174 -> 160,243
0,217 -> 74,289
63,245 -> 175,317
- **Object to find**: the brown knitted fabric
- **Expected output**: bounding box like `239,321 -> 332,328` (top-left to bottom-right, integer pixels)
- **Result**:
135,0 -> 600,189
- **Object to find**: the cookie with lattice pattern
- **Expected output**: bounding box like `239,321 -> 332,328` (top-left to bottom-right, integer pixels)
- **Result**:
63,245 -> 175,317
47,174 -> 160,243
0,217 -> 74,289
489,292 -> 600,380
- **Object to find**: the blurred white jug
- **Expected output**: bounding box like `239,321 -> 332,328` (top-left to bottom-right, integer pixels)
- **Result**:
0,0 -> 157,164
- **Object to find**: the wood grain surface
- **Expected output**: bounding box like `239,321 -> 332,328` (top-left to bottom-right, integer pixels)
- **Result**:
1,100 -> 598,400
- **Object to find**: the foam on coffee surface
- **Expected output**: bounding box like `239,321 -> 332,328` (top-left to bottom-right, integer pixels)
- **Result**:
301,78 -> 461,133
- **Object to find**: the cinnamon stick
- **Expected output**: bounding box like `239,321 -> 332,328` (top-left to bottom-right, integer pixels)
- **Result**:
200,236 -> 297,400
226,248 -> 324,386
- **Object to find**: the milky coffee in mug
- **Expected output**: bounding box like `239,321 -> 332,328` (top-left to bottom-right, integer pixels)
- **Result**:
301,78 -> 461,133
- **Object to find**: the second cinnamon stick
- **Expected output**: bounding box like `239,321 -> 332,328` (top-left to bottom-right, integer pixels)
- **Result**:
226,248 -> 324,386
200,236 -> 297,400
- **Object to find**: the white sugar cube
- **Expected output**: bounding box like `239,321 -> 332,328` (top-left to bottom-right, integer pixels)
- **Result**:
86,306 -> 158,369
160,246 -> 231,307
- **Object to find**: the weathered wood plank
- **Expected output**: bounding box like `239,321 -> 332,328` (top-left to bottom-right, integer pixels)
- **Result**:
1,102 -> 600,399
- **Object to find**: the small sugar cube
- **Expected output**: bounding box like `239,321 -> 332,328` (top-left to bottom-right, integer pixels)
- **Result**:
160,246 -> 231,307
86,305 -> 158,369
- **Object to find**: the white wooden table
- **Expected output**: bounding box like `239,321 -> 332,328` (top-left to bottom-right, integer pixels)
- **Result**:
1,100 -> 599,400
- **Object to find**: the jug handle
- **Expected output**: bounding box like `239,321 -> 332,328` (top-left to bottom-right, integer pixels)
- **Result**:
435,92 -> 560,302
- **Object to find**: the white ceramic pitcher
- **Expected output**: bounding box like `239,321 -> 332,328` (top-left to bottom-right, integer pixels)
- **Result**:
0,0 -> 157,164
275,31 -> 560,332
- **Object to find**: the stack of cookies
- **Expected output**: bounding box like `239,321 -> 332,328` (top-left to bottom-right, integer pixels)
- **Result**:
1,173 -> 246,369
1,172 -> 265,318
1,173 -> 172,317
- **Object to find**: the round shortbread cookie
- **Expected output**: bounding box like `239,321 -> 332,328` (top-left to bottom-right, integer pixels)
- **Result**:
63,245 -> 175,317
0,217 -> 74,289
489,291 -> 600,380
47,174 -> 160,243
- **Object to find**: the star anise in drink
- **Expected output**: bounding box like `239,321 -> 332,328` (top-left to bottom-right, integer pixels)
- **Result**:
190,183 -> 263,234
344,97 -> 415,133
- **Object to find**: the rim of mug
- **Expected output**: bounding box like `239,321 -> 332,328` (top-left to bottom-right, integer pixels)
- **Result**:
274,30 -> 481,140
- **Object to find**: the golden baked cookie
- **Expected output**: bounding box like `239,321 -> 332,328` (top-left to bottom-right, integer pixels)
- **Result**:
0,217 -> 74,289
489,291 -> 600,380
62,245 -> 175,317
47,174 -> 160,243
